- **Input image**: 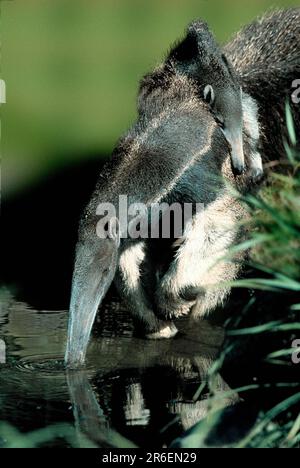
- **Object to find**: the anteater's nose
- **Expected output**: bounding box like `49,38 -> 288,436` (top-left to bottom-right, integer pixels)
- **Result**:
227,131 -> 245,175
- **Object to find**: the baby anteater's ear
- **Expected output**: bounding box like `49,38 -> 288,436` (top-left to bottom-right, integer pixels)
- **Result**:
168,27 -> 200,64
203,84 -> 215,106
187,21 -> 218,58
167,19 -> 223,79
168,20 -> 216,64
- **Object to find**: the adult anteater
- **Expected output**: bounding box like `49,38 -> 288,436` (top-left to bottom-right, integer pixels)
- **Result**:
65,9 -> 300,367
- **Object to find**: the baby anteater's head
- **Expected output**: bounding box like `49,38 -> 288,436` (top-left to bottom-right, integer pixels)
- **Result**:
168,20 -> 245,175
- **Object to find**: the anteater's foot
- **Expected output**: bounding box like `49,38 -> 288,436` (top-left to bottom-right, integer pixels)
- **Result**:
146,321 -> 178,339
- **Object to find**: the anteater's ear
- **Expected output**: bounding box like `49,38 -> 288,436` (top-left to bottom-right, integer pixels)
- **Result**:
168,20 -> 216,65
168,29 -> 199,63
203,84 -> 215,106
188,20 -> 216,55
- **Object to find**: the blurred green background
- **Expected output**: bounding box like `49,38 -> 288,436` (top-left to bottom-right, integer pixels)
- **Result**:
1,0 -> 297,195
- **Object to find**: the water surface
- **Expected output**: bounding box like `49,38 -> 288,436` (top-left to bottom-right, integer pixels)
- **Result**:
0,291 -> 235,448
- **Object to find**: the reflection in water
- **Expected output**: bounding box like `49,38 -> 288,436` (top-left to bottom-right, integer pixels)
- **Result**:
0,291 -> 237,447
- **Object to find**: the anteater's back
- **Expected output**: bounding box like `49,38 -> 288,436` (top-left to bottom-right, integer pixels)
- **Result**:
224,9 -> 300,163
224,8 -> 300,73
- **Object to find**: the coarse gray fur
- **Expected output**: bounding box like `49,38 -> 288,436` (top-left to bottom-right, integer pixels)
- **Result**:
166,20 -> 263,180
65,9 -> 300,367
224,8 -> 300,162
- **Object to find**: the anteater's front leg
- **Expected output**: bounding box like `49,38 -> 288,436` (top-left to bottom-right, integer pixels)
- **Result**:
115,241 -> 178,339
156,198 -> 241,319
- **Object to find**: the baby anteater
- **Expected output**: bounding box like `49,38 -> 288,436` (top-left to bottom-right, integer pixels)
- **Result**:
167,20 -> 263,180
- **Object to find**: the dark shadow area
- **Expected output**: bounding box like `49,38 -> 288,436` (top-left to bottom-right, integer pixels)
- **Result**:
223,292 -> 299,376
0,295 -> 229,447
1,153 -> 110,309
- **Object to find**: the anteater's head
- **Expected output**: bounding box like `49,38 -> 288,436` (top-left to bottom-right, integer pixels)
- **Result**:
165,20 -> 245,175
65,213 -> 120,367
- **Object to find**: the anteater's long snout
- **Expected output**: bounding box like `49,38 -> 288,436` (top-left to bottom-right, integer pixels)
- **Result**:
65,237 -> 119,368
225,128 -> 245,175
